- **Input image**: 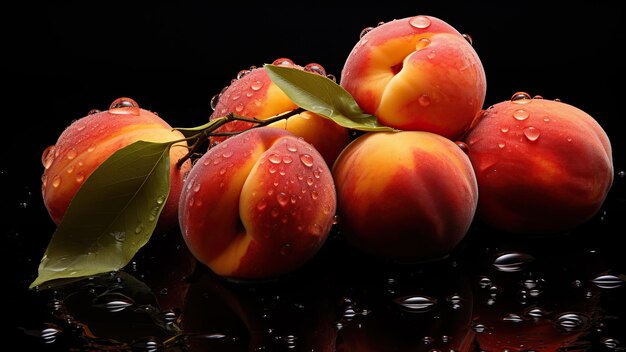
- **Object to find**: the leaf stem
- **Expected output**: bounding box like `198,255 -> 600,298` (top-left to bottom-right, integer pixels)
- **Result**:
175,107 -> 305,168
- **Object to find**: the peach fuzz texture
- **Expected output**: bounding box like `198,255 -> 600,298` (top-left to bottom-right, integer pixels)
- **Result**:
41,108 -> 191,233
332,131 -> 478,260
463,98 -> 613,234
178,127 -> 336,280
209,64 -> 350,168
341,15 -> 486,140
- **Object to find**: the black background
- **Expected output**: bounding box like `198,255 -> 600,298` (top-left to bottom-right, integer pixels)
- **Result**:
4,3 -> 626,349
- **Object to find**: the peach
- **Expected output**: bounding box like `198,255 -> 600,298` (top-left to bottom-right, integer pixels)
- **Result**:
463,95 -> 613,234
209,59 -> 351,167
332,131 -> 478,260
41,97 -> 191,233
340,15 -> 486,140
178,127 -> 336,280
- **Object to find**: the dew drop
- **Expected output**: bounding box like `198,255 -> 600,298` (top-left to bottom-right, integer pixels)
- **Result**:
394,295 -> 437,312
556,312 -> 587,332
193,183 -> 201,192
52,175 -> 61,188
304,63 -> 326,76
135,223 -> 144,234
311,191 -> 319,200
268,165 -> 278,174
237,69 -> 251,80
277,192 -> 289,207
299,154 -> 314,167
250,80 -> 264,91
272,58 -> 294,66
109,97 -> 140,115
41,327 -> 61,344
210,93 -> 221,110
462,33 -> 473,45
75,173 -> 85,183
418,94 -> 431,107
360,26 -> 374,38
472,323 -> 486,333
513,109 -> 529,120
498,142 -> 506,148
42,145 -> 56,169
503,313 -> 524,323
415,37 -> 431,50
269,153 -> 282,164
427,51 -> 436,59
409,15 -> 431,29
455,141 -> 469,154
282,155 -> 293,164
235,104 -> 244,112
422,336 -> 434,345
257,199 -> 267,211
511,92 -> 532,104
601,337 -> 621,349
493,252 -> 534,272
591,274 -> 624,289
525,306 -> 546,318
105,299 -> 134,313
156,195 -> 166,205
287,144 -> 298,153
479,277 -> 492,288
306,177 -> 314,186
280,243 -> 292,256
523,126 -> 541,141
88,108 -> 101,115
65,148 -> 77,160
533,95 -> 544,99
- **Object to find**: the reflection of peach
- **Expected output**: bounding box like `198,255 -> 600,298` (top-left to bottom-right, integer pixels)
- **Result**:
179,127 -> 336,280
209,60 -> 350,167
332,131 -> 478,260
341,15 -> 486,140
41,99 -> 191,233
463,96 -> 613,234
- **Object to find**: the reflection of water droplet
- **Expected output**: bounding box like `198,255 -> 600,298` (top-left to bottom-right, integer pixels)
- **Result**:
394,295 -> 437,312
591,274 -> 624,289
503,313 -> 524,323
287,144 -> 297,153
511,92 -> 532,103
493,252 -> 534,272
513,109 -> 529,120
556,312 -> 587,332
156,195 -> 166,205
135,223 -> 144,234
601,337 -> 621,349
472,323 -> 486,333
41,327 -> 61,344
479,277 -> 492,288
88,109 -> 101,115
422,336 -> 434,344
105,299 -> 134,313
524,126 -> 541,141
447,294 -> 463,309
409,15 -> 431,29
299,154 -> 314,167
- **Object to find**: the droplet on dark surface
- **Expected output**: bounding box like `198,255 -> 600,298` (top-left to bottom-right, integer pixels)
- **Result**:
394,295 -> 437,312
591,274 -> 624,289
493,252 -> 534,272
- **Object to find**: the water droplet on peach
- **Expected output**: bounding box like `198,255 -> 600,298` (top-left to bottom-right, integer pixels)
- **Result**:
311,191 -> 319,200
42,145 -> 56,169
250,80 -> 264,91
306,177 -> 314,186
523,126 -> 541,141
277,192 -> 289,207
271,208 -> 280,218
269,153 -> 282,164
533,95 -> 544,99
282,155 -> 293,164
52,175 -> 61,188
87,144 -> 96,153
462,33 -> 473,45
415,37 -> 430,51
299,154 -> 314,167
427,51 -> 436,59
219,168 -> 226,175
290,195 -> 298,204
193,183 -> 201,192
500,127 -> 509,133
360,27 -> 374,38
66,148 -> 77,160
543,117 -> 550,122
513,109 -> 529,120
418,94 -> 431,107
109,97 -> 140,115
235,104 -> 244,113
88,109 -> 101,115
498,142 -> 506,148
272,58 -> 294,66
66,165 -> 74,174
455,141 -> 469,154
409,15 -> 431,29
269,165 -> 278,174
510,92 -> 531,104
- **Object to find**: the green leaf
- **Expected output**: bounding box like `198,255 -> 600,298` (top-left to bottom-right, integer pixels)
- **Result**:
265,64 -> 397,132
30,141 -> 172,289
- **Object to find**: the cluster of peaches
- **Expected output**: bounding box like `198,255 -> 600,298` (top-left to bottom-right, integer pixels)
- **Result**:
41,15 -> 613,281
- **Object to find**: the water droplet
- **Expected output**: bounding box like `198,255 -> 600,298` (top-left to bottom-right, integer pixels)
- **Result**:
524,126 -> 541,141
235,104 -> 244,112
105,299 -> 134,313
427,51 -> 436,59
525,306 -> 546,318
271,208 -> 280,218
617,170 -> 625,178
306,177 -> 314,186
479,277 -> 492,288
498,142 -> 506,148
281,155 -> 293,164
66,148 -> 77,160
422,336 -> 434,344
493,252 -> 534,272
280,243 -> 292,255
42,145 -> 56,169
135,223 -> 144,234
272,58 -> 294,66
299,154 -> 314,167
409,15 -> 431,29
455,141 -> 469,154
511,92 -> 532,103
237,69 -> 251,80
503,313 -> 524,323
601,337 -> 621,349
462,33 -> 473,45
210,93 -> 221,110
360,26 -> 374,38
556,312 -> 587,332
109,97 -> 140,115
472,323 -> 486,333
513,109 -> 529,120
193,183 -> 201,192
533,95 -> 544,99
88,108 -> 101,115
52,175 -> 61,188
269,153 -> 282,164
287,144 -> 298,153
268,165 -> 278,174
156,195 -> 166,205
111,231 -> 126,242
257,199 -> 267,211
311,191 -> 319,200
131,337 -> 160,351
394,295 -> 437,312
250,80 -> 264,91
75,172 -> 85,183
41,327 -> 61,344
418,94 -> 431,107
591,274 -> 624,289
304,63 -> 326,76
415,37 -> 431,50
87,144 -> 96,153
277,192 -> 289,207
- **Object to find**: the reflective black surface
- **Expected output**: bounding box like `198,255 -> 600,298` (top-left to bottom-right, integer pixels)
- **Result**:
5,4 -> 626,351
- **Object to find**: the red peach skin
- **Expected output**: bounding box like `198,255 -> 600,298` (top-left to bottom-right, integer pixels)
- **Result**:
463,97 -> 613,234
41,107 -> 191,233
341,15 -> 486,140
178,127 -> 336,279
332,131 -> 478,260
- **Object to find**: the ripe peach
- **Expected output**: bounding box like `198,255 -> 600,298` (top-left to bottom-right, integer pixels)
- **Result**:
209,60 -> 351,167
41,98 -> 191,232
178,127 -> 336,280
340,15 -> 486,140
332,131 -> 478,260
463,95 -> 613,234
